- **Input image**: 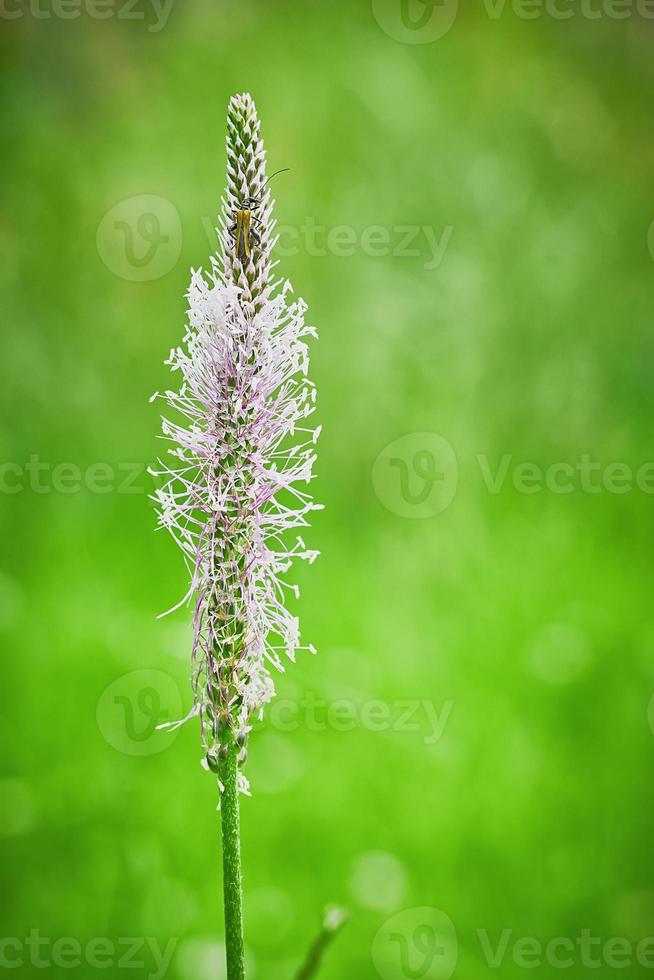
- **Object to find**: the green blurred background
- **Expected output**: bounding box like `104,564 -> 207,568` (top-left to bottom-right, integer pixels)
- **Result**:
2,1 -> 654,976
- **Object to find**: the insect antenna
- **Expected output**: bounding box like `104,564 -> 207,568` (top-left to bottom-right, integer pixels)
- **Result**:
260,168 -> 290,193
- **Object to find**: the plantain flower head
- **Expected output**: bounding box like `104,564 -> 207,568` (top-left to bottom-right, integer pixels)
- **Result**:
150,93 -> 320,790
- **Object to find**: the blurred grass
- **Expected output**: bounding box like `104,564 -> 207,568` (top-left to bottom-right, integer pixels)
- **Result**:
2,2 -> 654,977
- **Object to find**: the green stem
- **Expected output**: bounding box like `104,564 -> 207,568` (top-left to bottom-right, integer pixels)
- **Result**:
295,931 -> 331,980
295,907 -> 348,980
219,732 -> 245,980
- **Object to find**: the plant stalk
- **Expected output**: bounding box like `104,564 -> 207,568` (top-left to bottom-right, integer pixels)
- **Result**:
219,732 -> 245,980
296,907 -> 348,980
